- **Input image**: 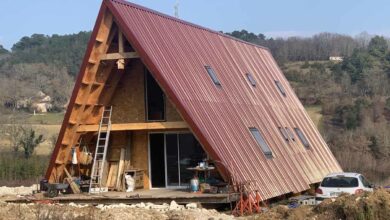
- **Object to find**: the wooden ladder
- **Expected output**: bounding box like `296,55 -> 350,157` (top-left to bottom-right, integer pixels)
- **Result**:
89,106 -> 113,193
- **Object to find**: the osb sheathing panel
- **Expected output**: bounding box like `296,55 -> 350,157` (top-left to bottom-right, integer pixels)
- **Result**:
110,60 -> 145,123
107,131 -> 127,161
131,130 -> 150,189
110,60 -> 183,124
166,97 -> 183,121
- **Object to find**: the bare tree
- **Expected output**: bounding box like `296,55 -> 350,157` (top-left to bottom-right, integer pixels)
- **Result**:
19,127 -> 44,159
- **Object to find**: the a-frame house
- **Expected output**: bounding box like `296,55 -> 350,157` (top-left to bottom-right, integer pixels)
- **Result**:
46,0 -> 342,201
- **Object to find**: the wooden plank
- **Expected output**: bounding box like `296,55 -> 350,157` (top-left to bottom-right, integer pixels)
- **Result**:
116,148 -> 125,190
77,121 -> 189,132
100,52 -> 139,60
108,162 -> 119,188
106,163 -> 114,188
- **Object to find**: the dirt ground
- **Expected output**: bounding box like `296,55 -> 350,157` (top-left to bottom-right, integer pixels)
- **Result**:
1,186 -> 389,220
246,189 -> 390,220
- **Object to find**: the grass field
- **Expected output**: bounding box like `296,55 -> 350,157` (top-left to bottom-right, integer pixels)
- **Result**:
0,124 -> 61,156
26,113 -> 64,124
0,113 -> 63,156
305,105 -> 323,128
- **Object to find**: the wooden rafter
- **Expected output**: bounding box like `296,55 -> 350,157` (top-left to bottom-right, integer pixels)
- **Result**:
49,9 -> 115,181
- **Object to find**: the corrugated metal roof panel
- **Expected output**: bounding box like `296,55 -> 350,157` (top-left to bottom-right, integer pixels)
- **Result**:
42,0 -> 341,200
106,0 -> 342,199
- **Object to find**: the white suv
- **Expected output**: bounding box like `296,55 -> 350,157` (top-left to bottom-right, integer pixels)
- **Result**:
316,172 -> 374,202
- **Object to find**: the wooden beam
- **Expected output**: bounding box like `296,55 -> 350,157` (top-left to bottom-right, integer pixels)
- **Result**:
51,10 -> 115,181
77,121 -> 189,132
118,31 -> 124,53
100,52 -> 139,60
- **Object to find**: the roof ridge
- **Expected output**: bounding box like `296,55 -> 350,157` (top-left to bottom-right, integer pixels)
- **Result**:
107,0 -> 270,51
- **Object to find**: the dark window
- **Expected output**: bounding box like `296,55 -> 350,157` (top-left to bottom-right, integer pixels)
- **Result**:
145,70 -> 165,121
205,66 -> 221,86
246,73 -> 256,87
275,80 -> 286,96
249,127 -> 273,158
278,127 -> 289,141
149,133 -> 166,187
285,127 -> 295,141
294,128 -> 310,148
321,176 -> 359,188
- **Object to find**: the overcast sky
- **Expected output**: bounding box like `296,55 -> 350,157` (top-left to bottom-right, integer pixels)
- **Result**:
1,0 -> 389,50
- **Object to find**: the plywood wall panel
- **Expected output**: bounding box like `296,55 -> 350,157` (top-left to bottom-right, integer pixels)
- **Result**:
131,131 -> 149,189
110,60 -> 183,123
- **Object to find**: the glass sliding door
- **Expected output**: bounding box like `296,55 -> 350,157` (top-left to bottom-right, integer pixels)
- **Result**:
149,132 -> 206,188
165,134 -> 179,187
178,134 -> 205,184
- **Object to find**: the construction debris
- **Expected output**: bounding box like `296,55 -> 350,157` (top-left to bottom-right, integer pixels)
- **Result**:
247,189 -> 390,220
0,201 -> 233,220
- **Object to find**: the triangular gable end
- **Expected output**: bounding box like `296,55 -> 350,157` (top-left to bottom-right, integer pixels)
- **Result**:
45,4 -> 227,184
46,0 -> 342,200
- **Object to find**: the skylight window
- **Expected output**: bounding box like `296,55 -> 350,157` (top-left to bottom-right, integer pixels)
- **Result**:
275,80 -> 286,96
285,127 -> 295,141
246,73 -> 256,87
278,127 -> 289,141
249,127 -> 273,158
294,128 -> 310,148
205,66 -> 221,86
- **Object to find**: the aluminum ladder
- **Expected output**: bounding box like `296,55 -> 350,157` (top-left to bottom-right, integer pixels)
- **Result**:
89,106 -> 112,193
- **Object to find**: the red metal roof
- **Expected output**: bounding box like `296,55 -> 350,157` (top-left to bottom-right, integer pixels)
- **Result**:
48,0 -> 342,200
105,0 -> 342,199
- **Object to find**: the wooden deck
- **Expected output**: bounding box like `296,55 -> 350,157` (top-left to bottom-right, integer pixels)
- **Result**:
7,189 -> 239,205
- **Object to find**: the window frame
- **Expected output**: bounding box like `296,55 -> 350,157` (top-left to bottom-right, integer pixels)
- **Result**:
275,80 -> 286,96
205,66 -> 221,86
246,73 -> 257,87
278,127 -> 289,141
294,127 -> 310,148
285,127 -> 295,141
249,127 -> 273,158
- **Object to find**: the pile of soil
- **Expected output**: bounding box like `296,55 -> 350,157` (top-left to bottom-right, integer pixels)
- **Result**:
248,189 -> 390,220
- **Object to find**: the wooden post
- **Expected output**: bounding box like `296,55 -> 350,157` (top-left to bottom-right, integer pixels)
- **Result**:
117,31 -> 125,69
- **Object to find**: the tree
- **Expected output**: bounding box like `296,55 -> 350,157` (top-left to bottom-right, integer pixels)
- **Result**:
368,36 -> 388,57
0,45 -> 8,54
19,128 -> 44,159
6,117 -> 23,154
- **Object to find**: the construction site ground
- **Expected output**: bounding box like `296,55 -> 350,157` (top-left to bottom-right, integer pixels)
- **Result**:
0,185 -> 389,220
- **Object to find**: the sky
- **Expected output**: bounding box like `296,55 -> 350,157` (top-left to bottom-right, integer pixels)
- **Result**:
1,0 -> 389,50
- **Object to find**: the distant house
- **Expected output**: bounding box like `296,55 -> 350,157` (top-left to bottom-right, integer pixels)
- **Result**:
30,91 -> 53,113
329,56 -> 344,62
14,91 -> 53,113
46,0 -> 342,202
